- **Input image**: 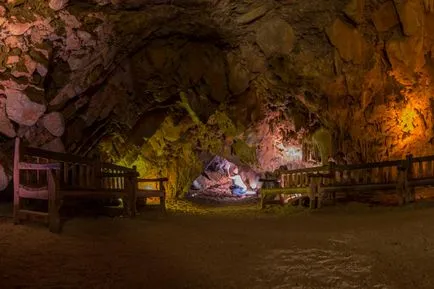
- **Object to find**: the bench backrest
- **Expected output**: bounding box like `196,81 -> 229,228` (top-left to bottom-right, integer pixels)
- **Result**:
14,138 -> 137,191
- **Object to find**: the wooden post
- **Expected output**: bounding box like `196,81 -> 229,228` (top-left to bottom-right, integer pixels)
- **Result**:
405,154 -> 415,203
309,177 -> 317,209
94,160 -> 101,189
130,166 -> 137,217
48,169 -> 61,233
159,179 -> 166,213
397,163 -> 406,206
13,138 -> 21,225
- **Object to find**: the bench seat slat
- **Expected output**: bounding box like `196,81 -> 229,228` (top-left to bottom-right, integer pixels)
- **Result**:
18,185 -> 49,200
137,190 -> 165,198
19,162 -> 61,170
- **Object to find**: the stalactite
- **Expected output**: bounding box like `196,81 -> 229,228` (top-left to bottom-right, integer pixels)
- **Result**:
423,0 -> 434,12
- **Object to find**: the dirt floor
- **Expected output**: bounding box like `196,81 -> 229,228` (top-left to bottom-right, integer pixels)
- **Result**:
2,200 -> 434,289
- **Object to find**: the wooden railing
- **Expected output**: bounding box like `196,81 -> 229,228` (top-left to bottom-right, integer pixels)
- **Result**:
260,154 -> 434,209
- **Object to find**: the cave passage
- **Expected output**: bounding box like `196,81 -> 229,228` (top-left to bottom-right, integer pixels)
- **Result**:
187,156 -> 260,204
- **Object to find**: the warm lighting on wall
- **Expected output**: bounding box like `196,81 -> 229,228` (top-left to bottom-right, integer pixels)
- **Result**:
400,106 -> 416,133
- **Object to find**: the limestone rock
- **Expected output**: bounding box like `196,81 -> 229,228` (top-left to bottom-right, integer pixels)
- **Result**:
41,112 -> 65,137
344,0 -> 365,24
256,18 -> 295,57
0,164 -> 9,191
386,35 -> 425,77
5,21 -> 33,36
240,44 -> 266,73
49,0 -> 69,11
5,89 -> 46,126
0,5 -> 6,17
237,5 -> 269,24
396,0 -> 424,36
326,18 -> 367,64
372,1 -> 399,32
0,96 -> 16,138
6,55 -> 19,65
227,52 -> 252,95
41,138 -> 65,153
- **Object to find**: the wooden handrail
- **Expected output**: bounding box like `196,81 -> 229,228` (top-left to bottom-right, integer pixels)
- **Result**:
19,162 -> 61,170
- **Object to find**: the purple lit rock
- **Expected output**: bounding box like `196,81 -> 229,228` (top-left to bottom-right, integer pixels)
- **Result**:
41,112 -> 65,137
5,89 -> 46,126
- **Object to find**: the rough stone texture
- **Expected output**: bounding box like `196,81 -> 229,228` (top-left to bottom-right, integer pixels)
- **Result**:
41,112 -> 65,137
256,18 -> 295,57
41,137 -> 65,153
344,0 -> 365,24
0,164 -> 8,191
0,96 -> 16,137
49,0 -> 69,11
396,0 -> 425,36
326,18 -> 367,64
372,1 -> 400,32
5,89 -> 46,126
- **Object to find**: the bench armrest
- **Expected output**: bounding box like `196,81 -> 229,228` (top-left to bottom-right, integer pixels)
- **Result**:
19,162 -> 61,170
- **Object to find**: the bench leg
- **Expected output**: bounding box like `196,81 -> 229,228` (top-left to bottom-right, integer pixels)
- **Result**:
160,196 -> 166,213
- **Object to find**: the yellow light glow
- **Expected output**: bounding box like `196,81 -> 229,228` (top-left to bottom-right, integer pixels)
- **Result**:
400,106 -> 416,133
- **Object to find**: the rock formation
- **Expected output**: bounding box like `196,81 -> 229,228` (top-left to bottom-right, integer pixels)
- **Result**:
0,0 -> 434,197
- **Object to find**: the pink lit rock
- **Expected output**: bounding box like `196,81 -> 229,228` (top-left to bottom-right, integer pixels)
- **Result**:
0,17 -> 5,27
6,56 -> 19,65
0,79 -> 28,91
36,63 -> 48,77
49,0 -> 69,11
5,36 -> 26,50
5,20 -> 33,36
0,5 -> 6,17
5,89 -> 46,126
41,112 -> 65,137
66,28 -> 81,50
41,138 -> 65,153
0,96 -> 16,138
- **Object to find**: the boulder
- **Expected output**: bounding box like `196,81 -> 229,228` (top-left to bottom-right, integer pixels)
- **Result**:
326,18 -> 367,64
41,138 -> 65,153
0,96 -> 16,137
41,112 -> 65,137
386,35 -> 425,77
372,1 -> 400,32
344,0 -> 365,24
5,89 -> 46,126
4,21 -> 33,36
0,164 -> 9,191
237,5 -> 269,24
227,52 -> 252,95
49,0 -> 69,11
256,18 -> 295,57
0,5 -> 6,17
396,0 -> 424,36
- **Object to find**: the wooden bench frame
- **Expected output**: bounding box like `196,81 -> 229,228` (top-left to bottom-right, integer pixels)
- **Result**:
261,154 -> 434,209
13,138 -> 168,232
136,178 -> 168,212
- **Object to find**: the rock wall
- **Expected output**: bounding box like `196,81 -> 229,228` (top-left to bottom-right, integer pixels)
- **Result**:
1,0 -> 434,195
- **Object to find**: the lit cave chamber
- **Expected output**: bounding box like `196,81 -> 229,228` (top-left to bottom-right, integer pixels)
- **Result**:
1,0 -> 434,209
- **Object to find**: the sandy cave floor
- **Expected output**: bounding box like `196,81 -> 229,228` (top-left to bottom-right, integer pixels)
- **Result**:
1,201 -> 434,289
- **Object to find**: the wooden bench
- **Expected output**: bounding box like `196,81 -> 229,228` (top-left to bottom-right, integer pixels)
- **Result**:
136,178 -> 168,212
14,137 -> 139,233
261,154 -> 434,209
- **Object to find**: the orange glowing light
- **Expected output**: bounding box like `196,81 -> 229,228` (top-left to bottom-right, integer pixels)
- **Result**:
400,106 -> 416,133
